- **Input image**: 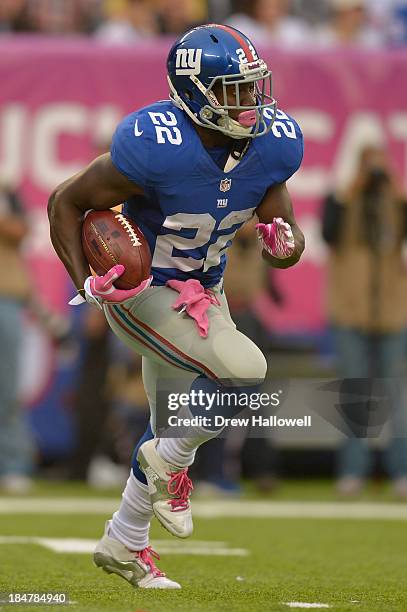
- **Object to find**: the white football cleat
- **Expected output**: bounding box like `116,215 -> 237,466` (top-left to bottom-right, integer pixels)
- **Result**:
94,521 -> 180,589
137,439 -> 193,538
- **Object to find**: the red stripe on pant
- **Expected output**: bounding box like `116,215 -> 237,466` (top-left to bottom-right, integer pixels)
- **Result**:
106,304 -> 186,372
119,304 -> 219,381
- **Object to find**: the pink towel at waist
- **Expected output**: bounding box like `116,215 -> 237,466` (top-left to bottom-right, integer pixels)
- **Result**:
166,279 -> 220,338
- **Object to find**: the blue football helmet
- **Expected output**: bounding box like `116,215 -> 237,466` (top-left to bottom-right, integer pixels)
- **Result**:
167,24 -> 277,140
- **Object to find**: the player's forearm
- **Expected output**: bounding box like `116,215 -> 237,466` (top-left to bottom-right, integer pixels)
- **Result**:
48,188 -> 90,290
262,224 -> 305,269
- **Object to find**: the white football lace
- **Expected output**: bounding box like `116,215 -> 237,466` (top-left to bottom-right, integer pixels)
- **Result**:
115,214 -> 142,247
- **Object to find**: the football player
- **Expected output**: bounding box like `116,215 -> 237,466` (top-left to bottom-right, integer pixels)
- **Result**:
48,24 -> 304,589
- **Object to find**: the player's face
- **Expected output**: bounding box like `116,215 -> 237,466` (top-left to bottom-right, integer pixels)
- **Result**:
212,81 -> 257,121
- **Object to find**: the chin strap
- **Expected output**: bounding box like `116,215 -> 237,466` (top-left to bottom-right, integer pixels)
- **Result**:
224,139 -> 250,172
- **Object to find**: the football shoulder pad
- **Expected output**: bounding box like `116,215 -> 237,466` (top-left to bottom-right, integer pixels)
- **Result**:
255,108 -> 303,185
111,101 -> 195,189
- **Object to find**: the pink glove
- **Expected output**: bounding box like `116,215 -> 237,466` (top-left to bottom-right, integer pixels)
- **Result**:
69,264 -> 152,308
255,217 -> 295,259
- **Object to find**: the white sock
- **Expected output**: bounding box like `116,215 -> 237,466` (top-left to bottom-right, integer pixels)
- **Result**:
109,470 -> 153,551
157,423 -> 223,467
157,436 -> 198,467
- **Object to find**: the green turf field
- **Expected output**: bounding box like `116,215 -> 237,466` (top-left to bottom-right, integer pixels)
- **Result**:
0,482 -> 406,612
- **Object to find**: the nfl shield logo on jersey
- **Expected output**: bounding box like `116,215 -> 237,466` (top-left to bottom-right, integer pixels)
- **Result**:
219,178 -> 232,192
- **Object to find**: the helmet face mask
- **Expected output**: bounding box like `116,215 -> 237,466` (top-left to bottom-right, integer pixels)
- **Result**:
167,25 -> 277,140
200,61 -> 276,139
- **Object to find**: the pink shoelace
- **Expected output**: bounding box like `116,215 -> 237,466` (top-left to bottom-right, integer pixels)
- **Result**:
137,546 -> 165,577
166,468 -> 193,512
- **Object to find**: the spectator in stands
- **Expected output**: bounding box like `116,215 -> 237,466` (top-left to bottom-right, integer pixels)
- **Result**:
155,0 -> 207,35
105,351 -> 151,479
95,0 -> 158,43
223,220 -> 267,350
294,0 -> 330,25
207,0 -> 232,24
0,184 -> 34,493
366,0 -> 407,45
321,145 -> 407,498
314,0 -> 384,47
21,0 -> 82,34
381,1 -> 407,45
0,0 -> 27,32
67,305 -> 114,483
226,0 -> 311,48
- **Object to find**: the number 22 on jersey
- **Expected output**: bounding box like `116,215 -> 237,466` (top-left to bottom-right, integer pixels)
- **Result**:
152,209 -> 255,272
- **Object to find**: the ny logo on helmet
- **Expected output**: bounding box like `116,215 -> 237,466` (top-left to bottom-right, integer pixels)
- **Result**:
175,49 -> 202,76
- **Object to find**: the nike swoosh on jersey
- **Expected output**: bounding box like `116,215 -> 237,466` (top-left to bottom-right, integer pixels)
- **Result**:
134,120 -> 143,137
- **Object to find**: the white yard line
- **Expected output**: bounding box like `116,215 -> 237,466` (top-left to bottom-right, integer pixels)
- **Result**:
0,498 -> 407,520
283,604 -> 331,609
0,536 -> 248,556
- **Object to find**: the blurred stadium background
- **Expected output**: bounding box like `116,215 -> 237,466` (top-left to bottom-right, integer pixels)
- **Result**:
1,0 -> 407,494
1,1 -> 407,609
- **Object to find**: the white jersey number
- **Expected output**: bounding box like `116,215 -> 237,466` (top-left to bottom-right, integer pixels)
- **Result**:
152,213 -> 215,271
148,111 -> 182,146
203,209 -> 255,271
264,108 -> 297,139
152,209 -> 256,272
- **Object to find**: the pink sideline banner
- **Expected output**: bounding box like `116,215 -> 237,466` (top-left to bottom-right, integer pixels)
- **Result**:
1,38 -> 407,331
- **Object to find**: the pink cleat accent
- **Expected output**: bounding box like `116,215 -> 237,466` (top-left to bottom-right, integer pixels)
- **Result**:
167,469 -> 194,512
137,546 -> 165,577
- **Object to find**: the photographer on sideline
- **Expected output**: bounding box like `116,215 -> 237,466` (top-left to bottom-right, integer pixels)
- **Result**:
0,183 -> 34,492
322,145 -> 407,497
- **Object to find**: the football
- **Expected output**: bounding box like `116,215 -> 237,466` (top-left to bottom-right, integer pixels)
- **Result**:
82,209 -> 151,289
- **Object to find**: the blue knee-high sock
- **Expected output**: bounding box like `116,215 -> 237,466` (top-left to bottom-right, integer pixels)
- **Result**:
131,423 -> 154,484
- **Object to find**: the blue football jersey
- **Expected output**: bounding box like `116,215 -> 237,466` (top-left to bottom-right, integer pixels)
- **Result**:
110,100 -> 303,288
